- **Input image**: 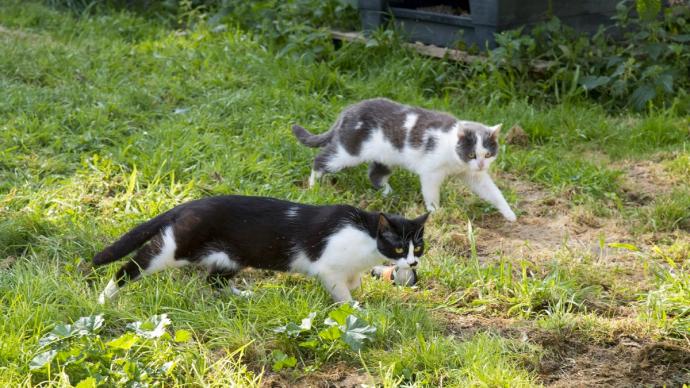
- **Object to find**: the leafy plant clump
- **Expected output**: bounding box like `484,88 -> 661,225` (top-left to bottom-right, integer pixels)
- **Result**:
272,303 -> 377,371
29,314 -> 193,386
489,0 -> 690,111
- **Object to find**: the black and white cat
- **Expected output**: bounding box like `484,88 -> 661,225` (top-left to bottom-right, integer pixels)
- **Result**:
292,98 -> 516,221
94,195 -> 428,304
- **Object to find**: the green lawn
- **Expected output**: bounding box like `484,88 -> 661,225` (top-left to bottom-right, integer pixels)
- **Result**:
1,2 -> 689,386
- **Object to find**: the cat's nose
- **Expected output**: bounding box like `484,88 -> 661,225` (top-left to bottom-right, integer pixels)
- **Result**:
409,261 -> 418,267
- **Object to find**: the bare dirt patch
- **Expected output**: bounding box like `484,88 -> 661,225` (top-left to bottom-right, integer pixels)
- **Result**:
539,335 -> 690,387
437,156 -> 687,268
262,362 -> 373,388
449,173 -> 634,265
441,313 -> 690,387
617,159 -> 679,205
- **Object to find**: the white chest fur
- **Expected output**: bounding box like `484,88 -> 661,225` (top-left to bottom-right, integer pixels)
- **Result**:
289,225 -> 382,278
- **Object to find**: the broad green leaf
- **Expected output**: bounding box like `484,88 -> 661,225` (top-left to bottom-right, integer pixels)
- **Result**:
656,74 -> 673,93
174,329 -> 193,343
127,314 -> 171,339
271,350 -> 297,372
581,75 -> 610,91
318,326 -> 341,341
38,333 -> 60,347
160,361 -> 175,374
323,317 -> 339,327
671,34 -> 690,43
29,349 -> 57,370
107,332 -> 138,350
300,312 -> 316,331
52,323 -> 73,338
274,322 -> 303,337
342,315 -> 376,351
327,303 -> 355,326
643,43 -> 665,61
365,39 -> 379,48
73,315 -> 104,336
75,377 -> 97,388
630,84 -> 656,110
282,355 -> 296,368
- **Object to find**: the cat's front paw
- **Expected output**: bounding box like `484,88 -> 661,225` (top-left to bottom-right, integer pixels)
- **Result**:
425,202 -> 438,212
502,209 -> 517,222
230,287 -> 254,298
382,183 -> 393,196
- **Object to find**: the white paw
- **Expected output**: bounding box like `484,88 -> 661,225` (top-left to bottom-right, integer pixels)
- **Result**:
425,203 -> 438,212
503,209 -> 517,222
231,287 -> 253,298
382,183 -> 392,196
98,279 -> 119,305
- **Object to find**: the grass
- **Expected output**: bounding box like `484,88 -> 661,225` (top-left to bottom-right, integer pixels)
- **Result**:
1,1 -> 689,386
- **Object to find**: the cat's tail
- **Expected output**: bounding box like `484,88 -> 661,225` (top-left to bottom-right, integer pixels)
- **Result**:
292,124 -> 334,148
93,212 -> 173,266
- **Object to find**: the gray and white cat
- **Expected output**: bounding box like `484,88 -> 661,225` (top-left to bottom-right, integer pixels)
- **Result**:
292,98 -> 516,221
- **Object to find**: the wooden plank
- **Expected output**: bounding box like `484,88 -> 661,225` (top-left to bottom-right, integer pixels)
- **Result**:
331,30 -> 553,72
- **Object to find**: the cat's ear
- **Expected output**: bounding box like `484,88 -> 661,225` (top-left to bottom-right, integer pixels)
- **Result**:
378,213 -> 392,233
414,212 -> 430,225
457,128 -> 466,140
489,124 -> 502,140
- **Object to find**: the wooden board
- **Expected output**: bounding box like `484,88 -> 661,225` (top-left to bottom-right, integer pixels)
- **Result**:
331,30 -> 553,73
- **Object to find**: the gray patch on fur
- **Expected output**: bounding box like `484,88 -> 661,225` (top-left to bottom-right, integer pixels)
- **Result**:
329,99 -> 458,155
368,162 -> 392,188
481,131 -> 498,156
313,144 -> 338,172
408,108 -> 457,148
424,135 -> 437,153
456,131 -> 478,162
337,99 -> 407,154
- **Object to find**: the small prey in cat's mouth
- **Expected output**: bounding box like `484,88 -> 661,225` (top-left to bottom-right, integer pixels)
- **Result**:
93,195 -> 429,304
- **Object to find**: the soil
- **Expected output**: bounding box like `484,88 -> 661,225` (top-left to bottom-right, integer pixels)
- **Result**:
262,362 -> 373,388
442,155 -> 689,266
442,313 -> 690,387
618,159 -> 679,205
433,157 -> 690,386
442,172 -> 634,266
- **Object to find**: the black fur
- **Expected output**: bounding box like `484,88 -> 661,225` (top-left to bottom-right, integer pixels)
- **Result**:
93,211 -> 172,266
94,195 -> 428,287
456,131 -> 475,162
481,131 -> 499,156
368,162 -> 392,189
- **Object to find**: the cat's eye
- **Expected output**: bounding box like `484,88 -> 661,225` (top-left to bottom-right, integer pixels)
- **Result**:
394,247 -> 404,254
468,152 -> 476,159
414,246 -> 422,253
485,152 -> 493,158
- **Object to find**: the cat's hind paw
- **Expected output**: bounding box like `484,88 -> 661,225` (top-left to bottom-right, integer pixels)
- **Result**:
308,170 -> 323,188
231,287 -> 254,298
502,209 -> 517,222
97,279 -> 119,305
425,203 -> 438,213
